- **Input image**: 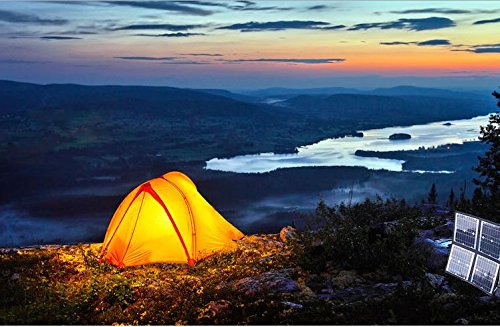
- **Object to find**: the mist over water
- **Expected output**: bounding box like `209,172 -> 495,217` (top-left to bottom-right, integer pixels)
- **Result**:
0,206 -> 106,247
206,115 -> 490,173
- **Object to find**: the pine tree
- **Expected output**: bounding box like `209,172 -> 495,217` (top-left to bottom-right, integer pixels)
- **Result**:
428,183 -> 438,204
474,90 -> 500,197
447,188 -> 456,209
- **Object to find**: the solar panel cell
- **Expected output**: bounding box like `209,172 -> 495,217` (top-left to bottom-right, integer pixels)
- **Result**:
454,213 -> 479,249
470,255 -> 500,294
446,244 -> 475,280
479,221 -> 500,260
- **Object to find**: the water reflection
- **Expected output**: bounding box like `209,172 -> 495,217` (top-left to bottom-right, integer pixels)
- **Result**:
206,115 -> 490,173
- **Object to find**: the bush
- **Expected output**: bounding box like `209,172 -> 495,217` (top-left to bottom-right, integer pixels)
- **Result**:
299,197 -> 427,278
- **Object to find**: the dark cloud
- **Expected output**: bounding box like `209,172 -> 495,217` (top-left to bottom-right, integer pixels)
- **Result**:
417,39 -> 451,46
39,36 -> 83,40
222,58 -> 346,64
112,23 -> 206,31
390,8 -> 499,14
306,5 -> 331,11
380,41 -> 414,45
349,17 -> 455,31
134,32 -> 204,37
180,53 -> 223,56
473,17 -> 500,25
381,39 -> 451,46
470,47 -> 500,53
107,1 -> 213,16
217,20 -> 332,32
0,9 -> 67,25
161,60 -> 207,65
454,43 -> 500,53
114,56 -> 178,61
320,25 -> 346,30
114,56 -> 208,64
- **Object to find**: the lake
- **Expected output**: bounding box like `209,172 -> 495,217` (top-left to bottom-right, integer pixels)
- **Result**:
205,114 -> 492,173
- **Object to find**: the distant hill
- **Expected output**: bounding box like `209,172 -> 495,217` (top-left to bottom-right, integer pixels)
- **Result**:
237,85 -> 491,103
280,93 -> 492,126
194,88 -> 258,103
241,86 -> 361,98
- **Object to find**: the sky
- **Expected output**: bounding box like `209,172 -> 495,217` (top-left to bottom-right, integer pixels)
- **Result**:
0,1 -> 499,90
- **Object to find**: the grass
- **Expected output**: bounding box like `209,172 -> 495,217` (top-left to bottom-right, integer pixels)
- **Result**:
0,235 -> 307,325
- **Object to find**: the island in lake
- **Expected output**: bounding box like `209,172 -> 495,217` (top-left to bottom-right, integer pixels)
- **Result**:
389,133 -> 412,140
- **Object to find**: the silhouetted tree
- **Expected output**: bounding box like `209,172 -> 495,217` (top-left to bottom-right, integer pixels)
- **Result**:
427,183 -> 437,204
472,89 -> 500,220
447,188 -> 456,209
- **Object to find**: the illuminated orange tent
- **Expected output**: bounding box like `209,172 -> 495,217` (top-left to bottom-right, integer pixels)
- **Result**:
100,171 -> 244,267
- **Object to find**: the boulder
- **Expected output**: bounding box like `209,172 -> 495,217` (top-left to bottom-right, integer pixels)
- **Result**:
219,268 -> 299,295
425,273 -> 445,288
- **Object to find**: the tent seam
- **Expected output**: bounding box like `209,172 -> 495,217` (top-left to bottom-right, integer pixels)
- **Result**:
120,191 -> 146,267
161,177 -> 197,260
100,185 -> 145,260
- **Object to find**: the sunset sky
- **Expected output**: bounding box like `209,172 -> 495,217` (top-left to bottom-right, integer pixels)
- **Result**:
0,1 -> 499,89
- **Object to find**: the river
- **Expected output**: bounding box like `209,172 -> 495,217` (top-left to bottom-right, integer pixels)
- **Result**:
206,114 -> 492,173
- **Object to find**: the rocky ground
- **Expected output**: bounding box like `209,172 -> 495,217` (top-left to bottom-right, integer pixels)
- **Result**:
1,222 -> 499,325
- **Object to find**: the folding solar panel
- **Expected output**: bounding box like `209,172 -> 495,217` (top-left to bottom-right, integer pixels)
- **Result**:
479,221 -> 500,260
454,213 -> 479,249
446,244 -> 475,280
470,255 -> 500,294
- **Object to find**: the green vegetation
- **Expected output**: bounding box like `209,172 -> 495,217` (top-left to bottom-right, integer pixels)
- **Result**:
2,199 -> 499,325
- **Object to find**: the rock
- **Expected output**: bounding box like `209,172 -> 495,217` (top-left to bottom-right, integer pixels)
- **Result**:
281,301 -> 303,309
279,226 -> 300,243
454,318 -> 469,325
443,122 -> 453,126
433,222 -> 453,238
331,270 -> 360,289
389,133 -> 411,140
319,281 -> 412,302
425,273 -> 445,288
220,268 -> 299,295
479,295 -> 495,303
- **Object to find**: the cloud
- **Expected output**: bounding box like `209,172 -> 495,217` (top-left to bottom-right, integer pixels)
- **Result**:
217,20 -> 333,32
320,24 -> 346,30
40,36 -> 83,40
349,17 -> 456,31
470,47 -> 500,53
381,39 -> 451,46
455,43 -> 500,53
112,23 -> 206,31
106,1 -> 213,16
0,9 -> 67,25
473,17 -> 500,25
390,8 -> 474,14
113,56 -> 209,64
180,53 -> 223,56
134,32 -> 204,37
306,5 -> 331,11
161,60 -> 207,65
114,56 -> 178,61
417,39 -> 451,46
222,58 -> 346,64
